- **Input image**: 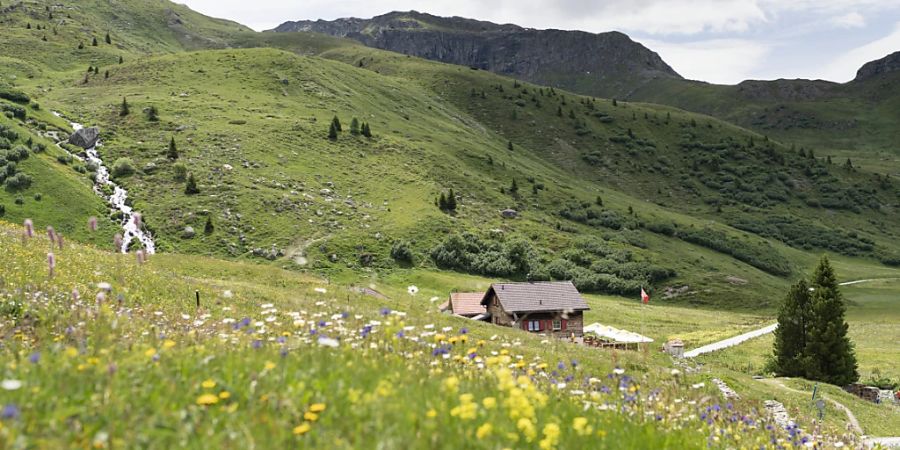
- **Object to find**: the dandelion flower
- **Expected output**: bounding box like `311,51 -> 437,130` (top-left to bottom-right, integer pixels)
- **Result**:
264,361 -> 276,371
303,411 -> 319,422
196,394 -> 219,406
162,340 -> 176,349
426,409 -> 437,418
293,423 -> 311,435
476,423 -> 493,439
218,391 -> 231,400
144,348 -> 157,358
201,379 -> 216,389
482,397 -> 497,409
309,403 -> 326,413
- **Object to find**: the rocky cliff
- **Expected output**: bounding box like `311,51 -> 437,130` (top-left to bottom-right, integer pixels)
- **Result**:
274,11 -> 681,98
855,51 -> 900,82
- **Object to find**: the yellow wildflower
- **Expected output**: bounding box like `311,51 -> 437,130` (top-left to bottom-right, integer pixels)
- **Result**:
309,403 -> 326,413
264,361 -> 276,371
443,376 -> 459,393
162,340 -> 176,349
219,391 -> 231,400
482,397 -> 497,409
517,418 -> 537,442
426,409 -> 438,418
572,417 -> 593,436
304,412 -> 319,422
144,348 -> 157,358
539,423 -> 561,450
476,423 -> 493,439
293,423 -> 311,435
65,347 -> 78,358
201,379 -> 216,389
196,394 -> 219,406
434,334 -> 447,343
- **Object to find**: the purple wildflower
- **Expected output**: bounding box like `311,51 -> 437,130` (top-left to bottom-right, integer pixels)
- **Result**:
113,233 -> 123,252
88,216 -> 98,232
47,226 -> 56,244
252,340 -> 262,349
47,252 -> 56,277
1,404 -> 20,420
23,219 -> 34,238
379,307 -> 391,316
459,327 -> 468,334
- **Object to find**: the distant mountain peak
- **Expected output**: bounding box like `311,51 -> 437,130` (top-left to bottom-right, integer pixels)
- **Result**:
273,12 -> 681,99
855,51 -> 900,82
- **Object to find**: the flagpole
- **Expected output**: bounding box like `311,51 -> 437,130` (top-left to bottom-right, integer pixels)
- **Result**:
640,286 -> 645,352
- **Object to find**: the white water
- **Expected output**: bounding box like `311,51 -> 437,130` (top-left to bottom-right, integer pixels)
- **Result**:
52,112 -> 156,254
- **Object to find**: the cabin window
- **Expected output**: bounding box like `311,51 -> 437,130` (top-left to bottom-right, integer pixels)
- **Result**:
552,319 -> 562,331
527,320 -> 541,332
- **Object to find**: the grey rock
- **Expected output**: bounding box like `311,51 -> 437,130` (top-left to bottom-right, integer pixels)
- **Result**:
68,127 -> 100,149
501,209 -> 518,219
182,226 -> 196,239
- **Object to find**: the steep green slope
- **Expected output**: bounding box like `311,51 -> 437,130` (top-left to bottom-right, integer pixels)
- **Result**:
3,1 -> 899,309
627,68 -> 900,177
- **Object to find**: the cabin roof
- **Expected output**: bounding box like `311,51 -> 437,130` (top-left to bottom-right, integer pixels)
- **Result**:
480,281 -> 589,313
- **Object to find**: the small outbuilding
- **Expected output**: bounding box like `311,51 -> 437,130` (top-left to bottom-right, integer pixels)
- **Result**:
664,339 -> 685,358
480,281 -> 589,338
440,292 -> 488,318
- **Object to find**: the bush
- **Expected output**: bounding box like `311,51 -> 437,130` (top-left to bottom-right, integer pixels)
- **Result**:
5,172 -> 32,190
111,157 -> 135,177
430,233 -> 536,277
390,240 -> 415,264
0,87 -> 30,104
0,204 -> 5,216
33,193 -> 42,201
173,163 -> 187,181
677,227 -> 791,276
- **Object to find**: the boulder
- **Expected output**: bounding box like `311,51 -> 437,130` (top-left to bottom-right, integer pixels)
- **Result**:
68,127 -> 100,149
182,226 -> 196,239
501,209 -> 518,219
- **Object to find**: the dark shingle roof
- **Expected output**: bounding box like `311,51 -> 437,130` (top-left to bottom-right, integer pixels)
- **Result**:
480,281 -> 589,313
450,293 -> 487,316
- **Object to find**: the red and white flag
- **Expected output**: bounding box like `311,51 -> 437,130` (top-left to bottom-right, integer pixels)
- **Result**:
640,288 -> 650,304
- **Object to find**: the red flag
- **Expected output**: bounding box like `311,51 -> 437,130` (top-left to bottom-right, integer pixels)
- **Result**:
641,288 -> 650,304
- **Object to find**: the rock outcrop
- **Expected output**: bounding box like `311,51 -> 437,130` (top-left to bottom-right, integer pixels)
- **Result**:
274,11 -> 681,98
68,127 -> 100,149
855,51 -> 900,82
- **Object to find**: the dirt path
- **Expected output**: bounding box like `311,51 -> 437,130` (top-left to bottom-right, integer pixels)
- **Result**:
757,379 -> 863,434
839,278 -> 900,286
683,323 -> 777,358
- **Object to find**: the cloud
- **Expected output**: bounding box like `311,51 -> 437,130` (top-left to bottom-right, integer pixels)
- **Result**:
642,38 -> 771,84
830,11 -> 866,28
819,21 -> 900,82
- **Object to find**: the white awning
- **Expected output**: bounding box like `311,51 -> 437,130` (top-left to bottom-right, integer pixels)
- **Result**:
584,322 -> 653,344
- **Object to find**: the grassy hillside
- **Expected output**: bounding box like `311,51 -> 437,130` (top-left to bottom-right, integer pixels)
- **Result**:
2,0 -> 899,312
627,75 -> 900,177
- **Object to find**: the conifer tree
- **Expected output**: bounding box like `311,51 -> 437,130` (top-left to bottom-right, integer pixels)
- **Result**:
327,122 -> 338,140
204,216 -> 214,234
803,256 -> 858,385
78,41 -> 85,50
167,137 -> 178,160
92,36 -> 98,46
612,98 -> 618,107
331,116 -> 342,132
184,172 -> 200,195
105,32 -> 111,44
510,178 -> 518,194
119,97 -> 129,117
446,189 -> 457,211
438,192 -> 447,210
118,55 -> 124,64
104,70 -> 109,79
361,122 -> 372,138
772,279 -> 812,377
507,141 -> 513,151
350,118 -> 360,135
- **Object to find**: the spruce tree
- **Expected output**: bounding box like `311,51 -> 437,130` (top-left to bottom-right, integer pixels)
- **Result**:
350,118 -> 360,135
361,122 -> 372,138
507,141 -> 513,151
446,189 -> 457,211
78,41 -> 85,50
184,172 -> 200,195
438,193 -> 447,210
105,32 -> 111,44
119,97 -> 129,117
119,55 -> 124,64
331,116 -> 342,132
772,279 -> 812,377
146,106 -> 159,122
510,178 -> 518,194
327,122 -> 338,140
104,70 -> 109,79
92,36 -> 98,46
167,137 -> 178,160
803,256 -> 858,385
204,216 -> 214,234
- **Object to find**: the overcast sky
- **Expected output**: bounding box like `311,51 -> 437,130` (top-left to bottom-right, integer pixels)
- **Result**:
179,0 -> 900,84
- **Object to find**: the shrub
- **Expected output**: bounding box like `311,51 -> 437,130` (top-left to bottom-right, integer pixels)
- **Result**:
111,157 -> 135,177
0,87 -> 30,104
0,204 -> 5,216
5,172 -> 32,190
33,193 -> 42,201
173,163 -> 187,181
390,240 -> 414,264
